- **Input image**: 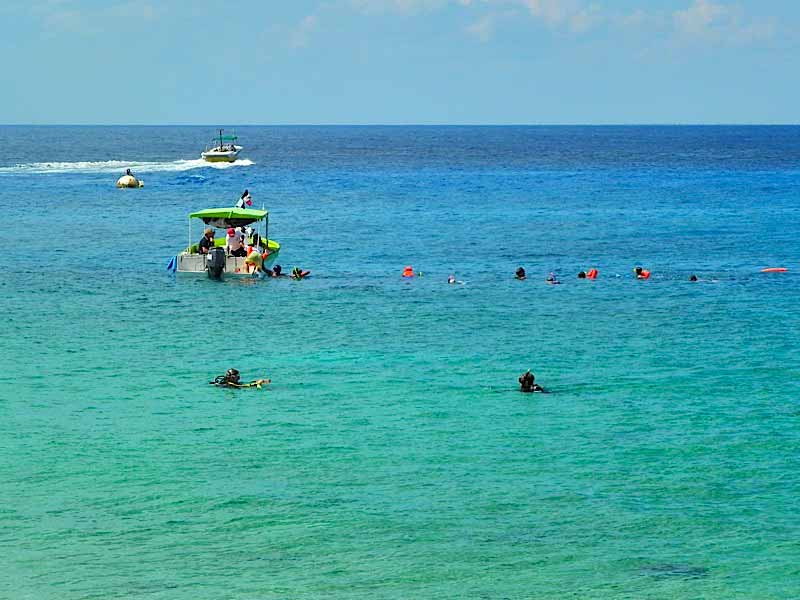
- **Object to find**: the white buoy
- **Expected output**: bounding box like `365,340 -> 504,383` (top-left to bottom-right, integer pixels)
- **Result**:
116,175 -> 143,188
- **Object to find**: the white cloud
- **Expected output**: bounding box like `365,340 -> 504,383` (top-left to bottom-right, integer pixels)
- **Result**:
349,0 -> 784,45
107,2 -> 158,21
466,14 -> 495,41
44,8 -> 89,33
35,0 -> 159,35
674,0 -> 727,35
515,0 -> 602,32
673,0 -> 777,43
568,5 -> 602,33
349,0 -> 450,14
290,14 -> 320,48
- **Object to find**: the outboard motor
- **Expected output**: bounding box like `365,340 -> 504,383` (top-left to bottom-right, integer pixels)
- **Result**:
207,247 -> 226,280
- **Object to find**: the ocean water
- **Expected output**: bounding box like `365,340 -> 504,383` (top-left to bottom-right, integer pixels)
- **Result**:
1,125 -> 799,599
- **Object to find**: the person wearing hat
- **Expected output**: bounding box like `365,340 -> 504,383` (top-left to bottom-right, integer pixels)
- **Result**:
198,228 -> 214,254
225,227 -> 246,257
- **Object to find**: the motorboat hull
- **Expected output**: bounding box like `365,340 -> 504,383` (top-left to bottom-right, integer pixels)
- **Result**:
176,251 -> 279,276
201,145 -> 242,163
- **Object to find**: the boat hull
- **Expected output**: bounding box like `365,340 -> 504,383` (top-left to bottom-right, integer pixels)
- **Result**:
201,145 -> 242,163
176,251 -> 279,276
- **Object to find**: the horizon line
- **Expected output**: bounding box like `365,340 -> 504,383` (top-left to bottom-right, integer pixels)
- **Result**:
1,122 -> 799,127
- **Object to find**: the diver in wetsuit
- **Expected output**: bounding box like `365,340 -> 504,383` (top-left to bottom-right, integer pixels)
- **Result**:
210,368 -> 270,388
518,370 -> 545,393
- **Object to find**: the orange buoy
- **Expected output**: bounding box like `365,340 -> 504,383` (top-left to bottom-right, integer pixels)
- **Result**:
402,266 -> 414,278
761,267 -> 788,273
587,269 -> 598,279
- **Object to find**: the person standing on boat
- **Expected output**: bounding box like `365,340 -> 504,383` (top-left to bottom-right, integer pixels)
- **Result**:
198,228 -> 214,254
237,226 -> 249,248
235,189 -> 252,209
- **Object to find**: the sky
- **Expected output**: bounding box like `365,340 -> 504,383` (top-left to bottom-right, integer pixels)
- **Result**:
0,0 -> 798,124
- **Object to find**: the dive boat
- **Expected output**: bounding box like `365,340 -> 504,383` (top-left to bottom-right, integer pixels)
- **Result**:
172,207 -> 280,279
201,129 -> 242,162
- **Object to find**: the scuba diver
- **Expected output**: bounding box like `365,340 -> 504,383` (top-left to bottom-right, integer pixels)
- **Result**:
515,267 -> 526,280
210,368 -> 270,389
518,370 -> 546,393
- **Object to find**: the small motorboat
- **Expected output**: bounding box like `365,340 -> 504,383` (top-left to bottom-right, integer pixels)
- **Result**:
172,206 -> 280,279
201,129 -> 242,163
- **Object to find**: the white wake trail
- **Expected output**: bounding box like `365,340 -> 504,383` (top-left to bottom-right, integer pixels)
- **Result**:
0,158 -> 254,174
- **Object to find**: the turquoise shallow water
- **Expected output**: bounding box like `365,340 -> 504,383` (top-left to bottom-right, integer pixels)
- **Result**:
1,126 -> 800,598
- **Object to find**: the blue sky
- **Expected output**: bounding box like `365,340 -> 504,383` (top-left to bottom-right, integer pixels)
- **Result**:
1,0 -> 798,124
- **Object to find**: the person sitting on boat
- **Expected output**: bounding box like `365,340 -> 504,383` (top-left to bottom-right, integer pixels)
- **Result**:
198,228 -> 214,254
226,227 -> 247,257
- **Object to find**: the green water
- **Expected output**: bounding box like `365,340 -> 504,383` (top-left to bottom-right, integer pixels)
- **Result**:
2,126 -> 799,598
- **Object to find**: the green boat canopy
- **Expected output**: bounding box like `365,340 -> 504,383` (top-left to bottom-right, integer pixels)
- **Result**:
189,207 -> 267,228
213,135 -> 238,141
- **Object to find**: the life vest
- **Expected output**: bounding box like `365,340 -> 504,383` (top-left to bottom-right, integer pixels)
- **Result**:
587,269 -> 598,279
638,269 -> 651,279
402,266 -> 414,277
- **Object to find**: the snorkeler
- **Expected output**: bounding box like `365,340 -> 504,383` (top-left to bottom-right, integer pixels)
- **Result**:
210,368 -> 270,389
515,267 -> 526,280
689,274 -> 698,282
291,267 -> 310,280
634,266 -> 651,280
518,370 -> 545,393
546,272 -> 560,285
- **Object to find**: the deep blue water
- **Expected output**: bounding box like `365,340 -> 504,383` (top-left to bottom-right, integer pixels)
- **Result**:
1,126 -> 799,599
